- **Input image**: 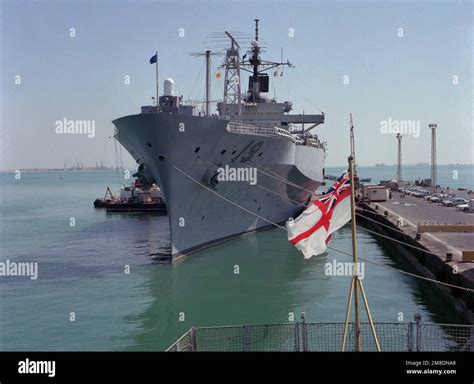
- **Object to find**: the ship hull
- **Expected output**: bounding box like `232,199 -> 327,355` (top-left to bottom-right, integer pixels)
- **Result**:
113,114 -> 325,261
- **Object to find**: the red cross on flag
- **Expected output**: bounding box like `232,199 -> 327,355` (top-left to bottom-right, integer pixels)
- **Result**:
287,172 -> 352,259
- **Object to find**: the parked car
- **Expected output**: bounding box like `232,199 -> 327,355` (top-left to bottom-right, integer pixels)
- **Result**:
428,193 -> 448,203
413,190 -> 430,198
403,188 -> 413,195
429,196 -> 446,203
455,204 -> 469,212
455,199 -> 474,212
404,187 -> 425,196
444,198 -> 468,207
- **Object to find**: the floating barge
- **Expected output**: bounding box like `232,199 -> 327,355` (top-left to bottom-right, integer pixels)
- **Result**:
105,201 -> 166,212
94,180 -> 167,213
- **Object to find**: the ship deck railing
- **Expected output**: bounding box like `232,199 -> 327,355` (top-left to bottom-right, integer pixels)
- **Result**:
226,121 -> 326,149
226,121 -> 297,143
166,319 -> 474,352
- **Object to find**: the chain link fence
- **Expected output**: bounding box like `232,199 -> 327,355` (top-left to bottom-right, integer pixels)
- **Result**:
167,318 -> 473,352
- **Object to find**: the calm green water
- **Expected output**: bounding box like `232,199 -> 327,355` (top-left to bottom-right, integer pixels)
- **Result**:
0,166 -> 470,351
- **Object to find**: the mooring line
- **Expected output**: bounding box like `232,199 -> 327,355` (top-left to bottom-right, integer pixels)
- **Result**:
355,225 -> 454,259
326,244 -> 473,293
200,157 -> 466,257
171,164 -> 286,230
199,157 -> 422,240
254,182 -> 305,206
198,157 -> 317,194
171,163 -> 474,293
356,212 -> 412,236
249,159 -> 318,194
354,212 -> 467,266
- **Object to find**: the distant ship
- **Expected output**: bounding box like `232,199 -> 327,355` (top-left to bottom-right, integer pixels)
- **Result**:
416,162 -> 429,166
113,20 -> 327,261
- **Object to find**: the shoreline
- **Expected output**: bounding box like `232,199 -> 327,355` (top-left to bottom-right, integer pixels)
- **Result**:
1,163 -> 473,173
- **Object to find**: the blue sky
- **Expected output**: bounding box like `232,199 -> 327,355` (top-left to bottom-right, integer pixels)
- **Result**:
0,0 -> 472,169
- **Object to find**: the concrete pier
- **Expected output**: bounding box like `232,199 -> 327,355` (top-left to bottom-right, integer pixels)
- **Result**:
356,192 -> 474,323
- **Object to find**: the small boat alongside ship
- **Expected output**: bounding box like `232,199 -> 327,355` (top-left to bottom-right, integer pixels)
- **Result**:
94,179 -> 167,212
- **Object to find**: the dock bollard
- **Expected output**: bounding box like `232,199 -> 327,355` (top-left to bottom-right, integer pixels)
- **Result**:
445,253 -> 453,262
384,210 -> 389,217
415,233 -> 421,241
375,205 -> 378,210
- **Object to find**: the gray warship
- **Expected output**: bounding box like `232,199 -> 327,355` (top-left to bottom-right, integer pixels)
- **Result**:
113,20 -> 327,261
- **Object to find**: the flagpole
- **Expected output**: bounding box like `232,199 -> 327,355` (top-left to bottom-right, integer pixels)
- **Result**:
359,278 -> 381,351
155,51 -> 159,107
350,155 -> 361,351
341,155 -> 381,352
341,277 -> 354,351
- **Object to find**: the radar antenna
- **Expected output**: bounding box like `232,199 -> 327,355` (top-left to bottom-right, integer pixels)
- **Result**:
221,31 -> 242,118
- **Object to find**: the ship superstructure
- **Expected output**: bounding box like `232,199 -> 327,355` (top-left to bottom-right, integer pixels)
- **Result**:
113,20 -> 327,261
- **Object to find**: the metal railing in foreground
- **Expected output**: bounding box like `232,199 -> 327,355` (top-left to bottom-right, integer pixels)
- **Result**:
166,318 -> 473,352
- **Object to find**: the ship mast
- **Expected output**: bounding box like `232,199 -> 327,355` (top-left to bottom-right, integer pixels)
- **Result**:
205,50 -> 211,116
190,50 -> 221,116
217,19 -> 325,129
240,19 -> 294,104
249,18 -> 261,103
222,32 -> 242,118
